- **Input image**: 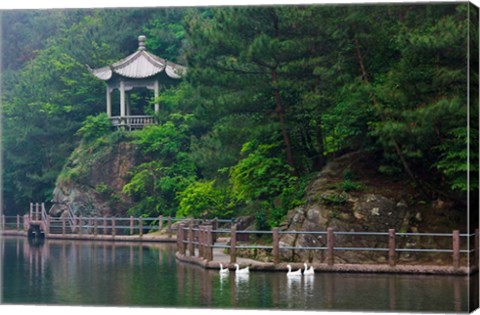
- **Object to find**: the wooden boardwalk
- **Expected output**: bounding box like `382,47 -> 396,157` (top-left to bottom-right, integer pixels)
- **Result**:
1,202 -> 478,275
175,239 -> 475,275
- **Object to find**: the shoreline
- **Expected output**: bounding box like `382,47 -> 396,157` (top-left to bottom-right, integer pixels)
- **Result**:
2,230 -> 477,276
175,251 -> 477,276
0,230 -> 176,243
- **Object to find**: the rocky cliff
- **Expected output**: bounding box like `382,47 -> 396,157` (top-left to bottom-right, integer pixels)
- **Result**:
276,151 -> 465,264
50,134 -> 139,217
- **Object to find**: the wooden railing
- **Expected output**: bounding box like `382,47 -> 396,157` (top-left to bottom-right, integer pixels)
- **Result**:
109,115 -> 155,130
177,223 -> 479,269
2,207 -> 478,270
2,207 -> 234,241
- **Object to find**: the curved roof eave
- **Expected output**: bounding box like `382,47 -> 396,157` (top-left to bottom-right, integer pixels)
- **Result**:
165,63 -> 186,79
90,66 -> 113,81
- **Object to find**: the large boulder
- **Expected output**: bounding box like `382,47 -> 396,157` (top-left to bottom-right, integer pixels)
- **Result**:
50,140 -> 138,217
277,151 -> 461,265
279,194 -> 408,263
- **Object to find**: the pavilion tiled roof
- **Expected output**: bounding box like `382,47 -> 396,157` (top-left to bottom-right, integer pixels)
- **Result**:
89,35 -> 186,81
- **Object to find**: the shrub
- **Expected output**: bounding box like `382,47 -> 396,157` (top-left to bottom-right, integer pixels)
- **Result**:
321,192 -> 348,205
177,180 -> 235,219
340,179 -> 363,192
230,142 -> 296,202
76,113 -> 111,142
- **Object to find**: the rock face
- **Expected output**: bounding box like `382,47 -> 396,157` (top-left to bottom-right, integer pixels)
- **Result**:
277,151 -> 459,264
50,140 -> 138,217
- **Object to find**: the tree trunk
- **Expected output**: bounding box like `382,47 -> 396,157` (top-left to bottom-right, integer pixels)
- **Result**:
313,121 -> 326,170
271,68 -> 297,175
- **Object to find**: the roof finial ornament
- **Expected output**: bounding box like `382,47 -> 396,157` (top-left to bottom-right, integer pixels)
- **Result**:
138,35 -> 146,51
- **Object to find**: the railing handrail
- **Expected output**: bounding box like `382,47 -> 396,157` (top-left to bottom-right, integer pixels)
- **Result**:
20,208 -> 479,238
109,115 -> 155,119
109,115 -> 156,129
41,203 -> 48,227
11,204 -> 480,269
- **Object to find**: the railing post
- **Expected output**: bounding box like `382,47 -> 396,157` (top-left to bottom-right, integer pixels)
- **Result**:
202,226 -> 207,258
87,218 -> 92,234
230,224 -> 237,264
42,203 -> 49,233
212,218 -> 218,243
103,217 -> 107,235
206,225 -> 213,261
327,227 -> 334,266
272,227 -> 280,264
24,214 -> 29,231
1,215 -> 5,230
130,216 -> 134,235
73,215 -> 77,233
94,216 -> 98,237
139,218 -> 143,237
41,203 -> 46,220
203,225 -> 208,258
79,217 -> 83,236
35,203 -> 40,221
177,223 -> 184,254
389,228 -> 396,267
167,217 -> 172,238
184,223 -> 189,255
177,223 -> 185,255
62,215 -> 66,236
188,220 -> 194,257
199,225 -> 204,258
30,202 -> 33,221
475,228 -> 479,266
47,216 -> 51,235
453,230 -> 460,268
159,215 -> 163,231
111,217 -> 116,238
17,215 -> 20,231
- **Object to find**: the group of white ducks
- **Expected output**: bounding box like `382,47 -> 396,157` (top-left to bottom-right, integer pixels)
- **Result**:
287,263 -> 315,276
219,263 -> 250,275
219,263 -> 314,276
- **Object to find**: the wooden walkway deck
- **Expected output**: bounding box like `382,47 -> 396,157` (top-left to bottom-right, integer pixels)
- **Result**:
1,202 -> 478,275
175,240 -> 475,275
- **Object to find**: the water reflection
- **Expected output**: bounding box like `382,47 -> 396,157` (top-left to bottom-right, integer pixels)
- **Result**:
235,273 -> 249,286
285,276 -> 302,308
234,273 -> 250,306
303,274 -> 315,304
286,275 -> 302,290
219,272 -> 229,291
1,236 -> 473,312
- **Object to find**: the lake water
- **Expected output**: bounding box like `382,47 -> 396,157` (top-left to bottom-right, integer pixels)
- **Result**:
1,236 -> 476,312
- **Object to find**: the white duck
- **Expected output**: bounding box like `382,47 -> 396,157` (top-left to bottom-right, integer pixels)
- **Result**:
286,264 -> 302,276
234,263 -> 249,274
219,263 -> 229,274
303,263 -> 314,276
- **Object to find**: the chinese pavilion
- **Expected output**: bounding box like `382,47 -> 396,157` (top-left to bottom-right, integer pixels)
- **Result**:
88,35 -> 186,130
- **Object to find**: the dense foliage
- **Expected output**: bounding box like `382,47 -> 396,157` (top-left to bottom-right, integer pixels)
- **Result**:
2,4 -> 477,226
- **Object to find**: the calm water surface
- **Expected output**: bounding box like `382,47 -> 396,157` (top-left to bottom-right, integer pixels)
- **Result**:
1,236 -> 475,312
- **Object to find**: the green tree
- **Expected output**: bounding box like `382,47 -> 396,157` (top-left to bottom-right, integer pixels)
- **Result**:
123,114 -> 196,216
1,8 -> 178,213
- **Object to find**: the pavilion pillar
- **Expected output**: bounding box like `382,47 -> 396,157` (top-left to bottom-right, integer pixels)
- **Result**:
154,80 -> 159,113
106,86 -> 112,117
126,93 -> 131,116
120,80 -> 126,118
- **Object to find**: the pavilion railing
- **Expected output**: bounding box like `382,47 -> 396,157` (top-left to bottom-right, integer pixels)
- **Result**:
109,115 -> 155,130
